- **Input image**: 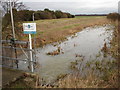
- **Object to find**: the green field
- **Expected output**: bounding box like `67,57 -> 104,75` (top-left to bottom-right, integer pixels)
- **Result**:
75,16 -> 106,18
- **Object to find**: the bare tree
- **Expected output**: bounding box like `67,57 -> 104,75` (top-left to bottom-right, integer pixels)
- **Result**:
1,0 -> 26,14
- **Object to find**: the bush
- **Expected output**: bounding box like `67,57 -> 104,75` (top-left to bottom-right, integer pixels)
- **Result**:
54,10 -> 63,18
107,13 -> 119,21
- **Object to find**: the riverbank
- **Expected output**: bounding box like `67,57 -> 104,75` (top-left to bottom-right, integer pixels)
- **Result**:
30,16 -> 110,47
2,68 -> 40,88
2,68 -> 24,86
2,16 -> 110,48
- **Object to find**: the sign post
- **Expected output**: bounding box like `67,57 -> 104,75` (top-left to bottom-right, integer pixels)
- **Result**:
23,23 -> 36,72
29,34 -> 34,72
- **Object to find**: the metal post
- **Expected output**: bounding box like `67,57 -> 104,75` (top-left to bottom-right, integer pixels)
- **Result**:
29,34 -> 34,72
10,0 -> 15,39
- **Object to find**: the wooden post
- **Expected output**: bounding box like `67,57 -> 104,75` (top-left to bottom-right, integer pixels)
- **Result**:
29,34 -> 34,72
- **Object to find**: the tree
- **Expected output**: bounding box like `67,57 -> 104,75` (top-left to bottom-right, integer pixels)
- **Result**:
55,10 -> 63,18
44,8 -> 51,12
1,0 -> 26,14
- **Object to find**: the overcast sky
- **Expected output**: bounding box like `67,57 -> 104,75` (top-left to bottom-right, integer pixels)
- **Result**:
20,0 -> 119,14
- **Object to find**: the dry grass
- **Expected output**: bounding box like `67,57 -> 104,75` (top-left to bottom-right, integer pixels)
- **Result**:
2,16 -> 110,47
3,72 -> 40,88
33,16 -> 110,47
57,71 -> 118,88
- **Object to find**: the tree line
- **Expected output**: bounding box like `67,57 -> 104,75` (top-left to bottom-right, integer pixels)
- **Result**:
3,8 -> 75,22
2,8 -> 75,31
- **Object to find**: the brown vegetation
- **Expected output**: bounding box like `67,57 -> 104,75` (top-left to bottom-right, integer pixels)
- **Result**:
3,72 -> 40,88
57,71 -> 118,88
107,13 -> 119,21
46,47 -> 62,56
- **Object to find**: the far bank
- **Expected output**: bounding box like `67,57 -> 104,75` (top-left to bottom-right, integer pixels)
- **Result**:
2,16 -> 111,48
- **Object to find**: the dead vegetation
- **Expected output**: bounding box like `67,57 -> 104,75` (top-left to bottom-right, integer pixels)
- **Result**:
46,47 -> 64,56
101,43 -> 108,53
57,70 -> 118,88
58,55 -> 118,88
3,72 -> 40,88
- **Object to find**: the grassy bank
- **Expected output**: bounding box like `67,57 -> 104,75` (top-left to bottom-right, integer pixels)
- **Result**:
28,16 -> 110,47
2,16 -> 110,47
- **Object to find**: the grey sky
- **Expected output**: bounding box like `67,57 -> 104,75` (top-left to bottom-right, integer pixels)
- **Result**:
21,0 -> 119,14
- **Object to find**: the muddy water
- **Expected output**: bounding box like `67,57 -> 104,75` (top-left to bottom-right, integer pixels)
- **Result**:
19,24 -> 114,84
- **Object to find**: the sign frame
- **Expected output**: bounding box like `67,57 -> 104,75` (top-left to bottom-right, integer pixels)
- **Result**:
23,23 -> 36,34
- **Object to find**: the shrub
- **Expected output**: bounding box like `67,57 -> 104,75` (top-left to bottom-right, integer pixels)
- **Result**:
107,13 -> 119,21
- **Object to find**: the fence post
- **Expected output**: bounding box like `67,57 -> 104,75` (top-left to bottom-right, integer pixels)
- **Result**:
29,34 -> 34,72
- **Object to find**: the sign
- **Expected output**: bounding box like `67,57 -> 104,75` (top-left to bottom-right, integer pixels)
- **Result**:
23,23 -> 36,34
23,23 -> 36,72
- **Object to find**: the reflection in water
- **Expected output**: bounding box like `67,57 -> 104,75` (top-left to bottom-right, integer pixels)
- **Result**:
19,25 -> 114,83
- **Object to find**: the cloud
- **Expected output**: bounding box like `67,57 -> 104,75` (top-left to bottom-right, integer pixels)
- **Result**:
22,0 -> 119,14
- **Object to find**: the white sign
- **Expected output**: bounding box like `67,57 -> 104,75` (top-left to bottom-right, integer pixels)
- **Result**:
23,23 -> 36,34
